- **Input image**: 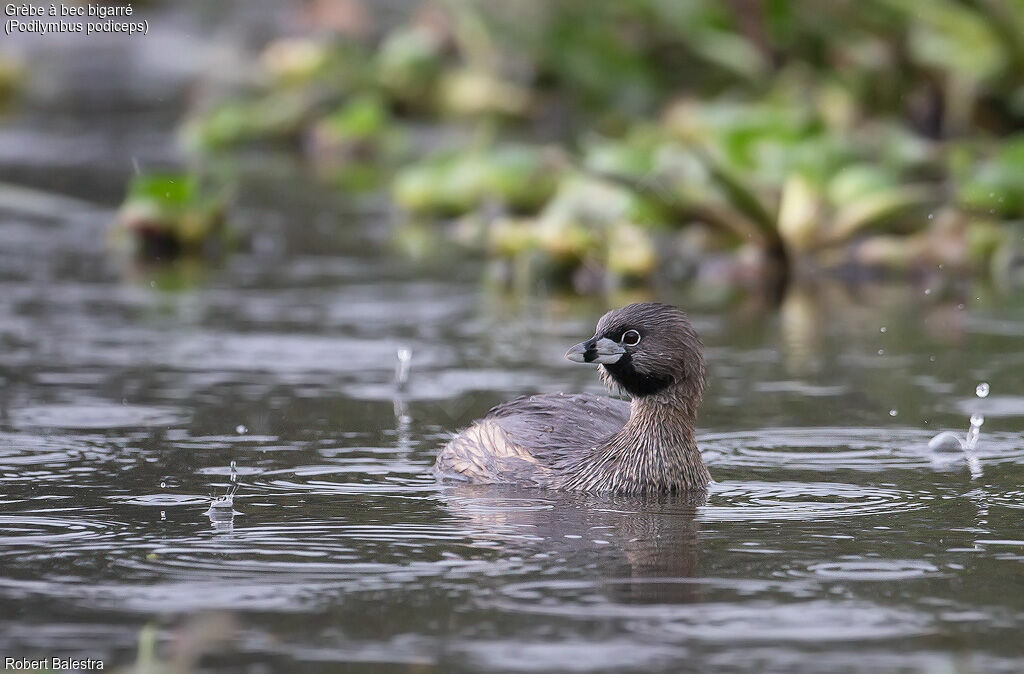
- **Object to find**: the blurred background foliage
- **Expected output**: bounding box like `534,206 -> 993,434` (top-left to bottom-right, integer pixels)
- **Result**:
126,0 -> 1024,292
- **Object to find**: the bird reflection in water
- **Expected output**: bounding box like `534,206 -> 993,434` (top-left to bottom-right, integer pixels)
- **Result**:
439,484 -> 706,605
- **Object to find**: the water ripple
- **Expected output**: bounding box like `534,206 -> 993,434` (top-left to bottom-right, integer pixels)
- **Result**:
702,480 -> 923,522
802,559 -> 942,581
702,428 -> 1024,472
9,403 -> 183,429
0,514 -> 120,547
489,578 -> 933,642
107,494 -> 212,507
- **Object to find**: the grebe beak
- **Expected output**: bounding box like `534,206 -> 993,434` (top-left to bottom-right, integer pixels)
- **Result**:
565,337 -> 625,364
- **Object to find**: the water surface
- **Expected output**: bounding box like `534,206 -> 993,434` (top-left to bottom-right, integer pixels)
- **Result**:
2,5 -> 1024,672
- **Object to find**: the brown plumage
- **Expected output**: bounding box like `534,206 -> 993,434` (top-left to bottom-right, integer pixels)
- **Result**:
434,303 -> 711,494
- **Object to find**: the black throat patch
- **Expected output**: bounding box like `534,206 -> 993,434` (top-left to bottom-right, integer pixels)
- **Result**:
603,354 -> 674,397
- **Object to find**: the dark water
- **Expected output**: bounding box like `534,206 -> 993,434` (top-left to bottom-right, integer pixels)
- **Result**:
2,4 -> 1024,673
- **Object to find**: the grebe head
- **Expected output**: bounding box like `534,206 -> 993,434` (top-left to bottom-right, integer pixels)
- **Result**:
565,302 -> 705,399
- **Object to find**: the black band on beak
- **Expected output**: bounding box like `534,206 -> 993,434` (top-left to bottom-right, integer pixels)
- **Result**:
565,337 -> 625,364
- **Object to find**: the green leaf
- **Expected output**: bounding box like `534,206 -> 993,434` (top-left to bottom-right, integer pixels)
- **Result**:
827,184 -> 931,244
127,174 -> 199,209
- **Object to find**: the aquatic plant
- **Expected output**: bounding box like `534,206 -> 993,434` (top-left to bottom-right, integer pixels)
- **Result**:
260,38 -> 339,86
374,25 -> 447,109
120,615 -> 237,674
653,95 -> 937,263
175,0 -> 1024,289
392,152 -> 490,217
0,55 -> 24,105
307,94 -> 402,158
392,144 -> 565,217
952,136 -> 1024,219
114,174 -> 229,258
484,173 -> 666,289
437,67 -> 533,119
181,90 -> 327,150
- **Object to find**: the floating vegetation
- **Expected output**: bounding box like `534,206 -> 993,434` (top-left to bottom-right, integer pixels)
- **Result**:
307,94 -> 396,160
374,25 -> 446,109
260,37 -> 339,85
306,94 -> 406,190
171,0 -> 1024,291
181,90 -> 324,151
113,174 -> 231,259
437,67 -> 533,118
393,144 -> 565,217
482,173 -> 666,287
0,55 -> 24,106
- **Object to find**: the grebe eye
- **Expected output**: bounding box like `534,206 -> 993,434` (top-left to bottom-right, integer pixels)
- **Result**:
621,329 -> 641,346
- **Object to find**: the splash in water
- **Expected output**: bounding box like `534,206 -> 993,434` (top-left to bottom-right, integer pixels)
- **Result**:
964,413 -> 984,479
965,414 -> 984,452
928,383 -> 988,478
395,347 -> 412,390
205,460 -> 240,527
927,431 -> 963,452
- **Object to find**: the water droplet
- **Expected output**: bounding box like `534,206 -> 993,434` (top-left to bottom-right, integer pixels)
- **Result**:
957,304 -> 965,311
235,424 -> 247,435
880,326 -> 887,333
395,347 -> 413,389
975,382 -> 990,398
929,355 -> 936,362
889,409 -> 898,417
928,213 -> 934,220
966,414 -> 985,453
877,349 -> 885,356
160,481 -> 166,488
924,288 -> 931,295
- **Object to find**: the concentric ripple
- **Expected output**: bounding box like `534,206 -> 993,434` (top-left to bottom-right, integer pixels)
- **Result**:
9,403 -> 183,429
0,430 -> 111,467
0,514 -> 120,548
701,480 -> 924,522
106,494 -> 212,507
803,560 -> 942,581
251,461 -> 436,495
701,427 -> 1024,472
109,520 -> 499,582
